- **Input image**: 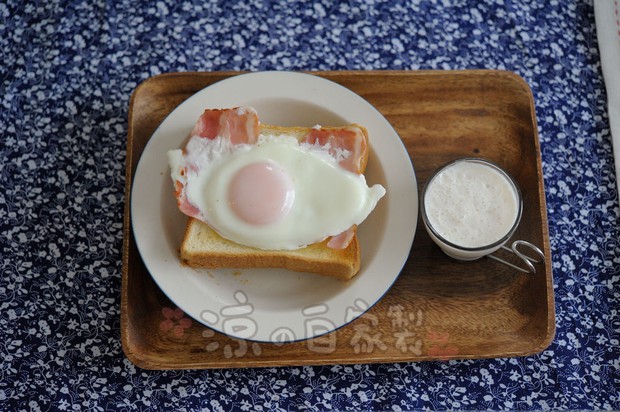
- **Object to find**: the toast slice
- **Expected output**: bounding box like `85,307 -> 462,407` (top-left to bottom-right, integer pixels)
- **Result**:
180,219 -> 360,280
178,122 -> 371,280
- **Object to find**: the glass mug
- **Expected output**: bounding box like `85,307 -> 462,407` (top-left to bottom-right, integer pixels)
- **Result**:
420,158 -> 544,274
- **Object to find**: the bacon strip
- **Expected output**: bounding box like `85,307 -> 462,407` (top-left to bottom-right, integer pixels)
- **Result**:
302,125 -> 367,174
303,126 -> 368,249
327,226 -> 357,249
174,180 -> 201,219
190,107 -> 260,144
174,107 -> 260,220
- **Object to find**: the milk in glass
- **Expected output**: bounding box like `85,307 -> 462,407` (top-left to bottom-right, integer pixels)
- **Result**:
422,159 -> 522,260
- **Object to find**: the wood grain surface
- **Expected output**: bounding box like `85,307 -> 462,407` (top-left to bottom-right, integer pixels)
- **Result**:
121,70 -> 555,369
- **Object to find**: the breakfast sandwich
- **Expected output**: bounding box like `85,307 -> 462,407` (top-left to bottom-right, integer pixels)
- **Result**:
167,107 -> 385,279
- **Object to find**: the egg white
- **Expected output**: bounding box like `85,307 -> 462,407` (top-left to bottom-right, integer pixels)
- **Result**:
170,134 -> 386,250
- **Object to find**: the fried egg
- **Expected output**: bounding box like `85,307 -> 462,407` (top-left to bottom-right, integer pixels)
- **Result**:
168,134 -> 386,250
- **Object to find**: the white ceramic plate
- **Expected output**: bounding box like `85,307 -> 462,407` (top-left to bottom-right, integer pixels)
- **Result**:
131,71 -> 417,342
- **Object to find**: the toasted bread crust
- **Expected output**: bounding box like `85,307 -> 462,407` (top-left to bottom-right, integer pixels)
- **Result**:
180,218 -> 360,280
178,123 -> 369,280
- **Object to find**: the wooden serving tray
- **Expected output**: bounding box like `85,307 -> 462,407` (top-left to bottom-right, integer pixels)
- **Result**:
122,70 -> 555,369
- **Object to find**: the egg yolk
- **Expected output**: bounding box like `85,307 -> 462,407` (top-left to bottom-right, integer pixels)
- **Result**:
228,161 -> 295,225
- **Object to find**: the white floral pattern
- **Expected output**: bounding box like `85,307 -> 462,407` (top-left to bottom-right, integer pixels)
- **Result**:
1,0 -> 618,410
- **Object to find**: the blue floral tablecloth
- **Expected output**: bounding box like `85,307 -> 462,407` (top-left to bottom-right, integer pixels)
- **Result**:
1,0 -> 618,410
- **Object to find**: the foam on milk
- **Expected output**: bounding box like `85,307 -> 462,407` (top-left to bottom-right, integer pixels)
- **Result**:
423,160 -> 520,248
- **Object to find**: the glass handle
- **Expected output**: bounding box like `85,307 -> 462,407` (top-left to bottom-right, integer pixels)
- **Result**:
487,240 -> 545,274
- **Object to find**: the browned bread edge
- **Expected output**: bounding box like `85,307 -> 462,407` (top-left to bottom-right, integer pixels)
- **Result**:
180,218 -> 360,280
